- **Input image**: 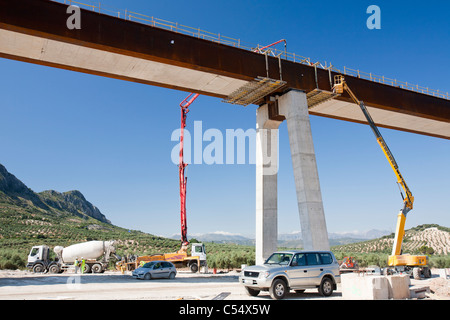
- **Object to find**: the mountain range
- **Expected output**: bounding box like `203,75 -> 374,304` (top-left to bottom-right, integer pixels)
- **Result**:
2,163 -> 447,255
170,228 -> 392,247
1,163 -> 390,245
0,164 -> 110,224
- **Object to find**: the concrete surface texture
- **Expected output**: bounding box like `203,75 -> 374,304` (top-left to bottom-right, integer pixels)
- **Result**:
255,104 -> 283,265
0,270 -> 340,300
1,269 -> 448,300
278,90 -> 330,251
341,273 -> 407,300
255,90 -> 330,264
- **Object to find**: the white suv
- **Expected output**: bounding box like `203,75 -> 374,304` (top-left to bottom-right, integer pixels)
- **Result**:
239,250 -> 341,299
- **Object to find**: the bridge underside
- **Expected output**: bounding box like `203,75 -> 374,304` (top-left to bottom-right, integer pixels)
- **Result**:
0,29 -> 249,98
1,27 -> 449,140
1,0 -> 449,139
309,99 -> 450,138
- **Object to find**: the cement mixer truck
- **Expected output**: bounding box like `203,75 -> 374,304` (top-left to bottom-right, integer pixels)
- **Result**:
27,240 -> 118,274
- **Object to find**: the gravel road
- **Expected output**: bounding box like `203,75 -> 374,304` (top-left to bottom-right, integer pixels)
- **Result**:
1,269 -> 447,300
0,270 -> 342,300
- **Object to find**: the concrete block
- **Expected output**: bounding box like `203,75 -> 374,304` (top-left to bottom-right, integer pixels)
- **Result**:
387,275 -> 410,299
342,273 -> 413,300
409,286 -> 430,299
341,273 -> 389,300
435,268 -> 448,279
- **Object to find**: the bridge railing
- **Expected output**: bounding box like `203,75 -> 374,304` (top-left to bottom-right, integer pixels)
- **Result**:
56,0 -> 449,100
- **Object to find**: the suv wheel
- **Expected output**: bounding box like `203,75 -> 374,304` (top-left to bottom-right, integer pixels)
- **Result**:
269,279 -> 287,300
318,277 -> 334,297
244,287 -> 260,297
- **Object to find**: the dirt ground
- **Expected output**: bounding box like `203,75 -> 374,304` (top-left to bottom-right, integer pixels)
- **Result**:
0,269 -> 448,300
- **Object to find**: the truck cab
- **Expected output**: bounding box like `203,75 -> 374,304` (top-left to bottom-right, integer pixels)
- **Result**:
190,243 -> 206,262
27,245 -> 49,266
26,245 -> 60,273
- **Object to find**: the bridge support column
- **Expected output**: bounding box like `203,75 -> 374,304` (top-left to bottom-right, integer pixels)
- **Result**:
278,89 -> 330,251
255,90 -> 329,265
255,104 -> 283,265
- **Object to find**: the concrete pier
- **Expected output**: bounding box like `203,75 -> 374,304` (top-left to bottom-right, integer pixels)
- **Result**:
279,90 -> 330,251
255,90 -> 329,264
255,104 -> 283,265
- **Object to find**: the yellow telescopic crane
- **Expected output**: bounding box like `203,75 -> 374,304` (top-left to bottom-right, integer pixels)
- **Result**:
333,75 -> 430,279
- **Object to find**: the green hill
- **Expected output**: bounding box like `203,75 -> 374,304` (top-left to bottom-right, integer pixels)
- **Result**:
332,224 -> 450,268
1,164 -> 447,270
0,163 -> 254,270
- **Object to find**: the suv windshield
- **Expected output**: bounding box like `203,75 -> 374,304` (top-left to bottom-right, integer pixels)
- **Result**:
264,253 -> 293,265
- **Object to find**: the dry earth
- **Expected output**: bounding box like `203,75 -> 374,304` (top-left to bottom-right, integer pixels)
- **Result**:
0,269 -> 342,300
0,269 -> 448,300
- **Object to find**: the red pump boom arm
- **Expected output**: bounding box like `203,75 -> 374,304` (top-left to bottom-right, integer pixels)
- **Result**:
178,93 -> 199,248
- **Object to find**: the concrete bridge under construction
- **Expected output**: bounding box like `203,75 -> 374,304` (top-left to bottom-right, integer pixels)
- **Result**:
1,0 -> 449,264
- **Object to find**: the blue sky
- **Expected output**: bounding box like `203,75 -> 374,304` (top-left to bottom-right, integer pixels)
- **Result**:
1,0 -> 449,238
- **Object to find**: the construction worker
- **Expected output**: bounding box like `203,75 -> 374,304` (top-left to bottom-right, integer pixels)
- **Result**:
81,257 -> 86,274
74,257 -> 79,274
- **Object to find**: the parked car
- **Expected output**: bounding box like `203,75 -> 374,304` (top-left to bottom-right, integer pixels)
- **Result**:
132,260 -> 177,280
239,250 -> 341,299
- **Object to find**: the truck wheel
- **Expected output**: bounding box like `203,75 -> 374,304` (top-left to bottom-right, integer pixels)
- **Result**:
189,262 -> 198,273
413,267 -> 421,280
83,264 -> 91,274
269,279 -> 287,300
383,268 -> 393,276
244,287 -> 260,297
423,267 -> 432,278
48,264 -> 60,274
32,264 -> 45,273
91,264 -> 102,273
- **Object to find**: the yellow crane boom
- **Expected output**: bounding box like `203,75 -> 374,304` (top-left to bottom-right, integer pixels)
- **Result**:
332,75 -> 428,277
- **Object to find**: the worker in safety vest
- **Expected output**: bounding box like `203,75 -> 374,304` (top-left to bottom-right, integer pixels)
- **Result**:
74,257 -> 80,274
81,257 -> 86,274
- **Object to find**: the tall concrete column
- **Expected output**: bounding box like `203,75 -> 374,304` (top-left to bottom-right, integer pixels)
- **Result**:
255,104 -> 282,265
278,90 -> 330,251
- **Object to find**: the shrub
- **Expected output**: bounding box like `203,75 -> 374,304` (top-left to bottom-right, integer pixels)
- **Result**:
1,261 -> 18,270
430,256 -> 450,268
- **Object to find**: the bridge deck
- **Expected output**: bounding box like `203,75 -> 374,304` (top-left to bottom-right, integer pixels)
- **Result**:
0,0 -> 449,139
